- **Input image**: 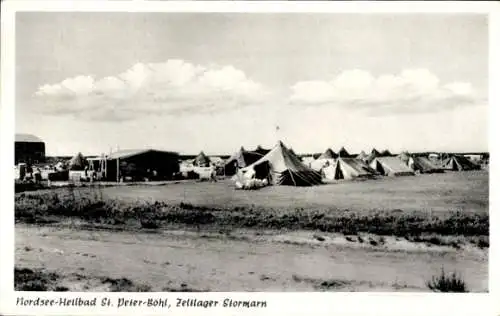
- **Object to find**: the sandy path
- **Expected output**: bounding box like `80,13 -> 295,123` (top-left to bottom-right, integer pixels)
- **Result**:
15,225 -> 488,292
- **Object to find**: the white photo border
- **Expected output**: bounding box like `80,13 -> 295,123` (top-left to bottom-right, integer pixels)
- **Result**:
1,1 -> 499,316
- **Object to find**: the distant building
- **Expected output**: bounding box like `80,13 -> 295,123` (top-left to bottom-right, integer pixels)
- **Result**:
88,149 -> 180,182
15,134 -> 46,165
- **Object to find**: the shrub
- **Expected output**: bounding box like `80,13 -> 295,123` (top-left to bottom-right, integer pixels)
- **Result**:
426,268 -> 467,292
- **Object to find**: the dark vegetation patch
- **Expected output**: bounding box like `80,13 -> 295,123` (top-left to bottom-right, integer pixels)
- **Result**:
426,268 -> 468,292
14,267 -> 60,291
15,189 -> 489,240
15,267 -> 198,292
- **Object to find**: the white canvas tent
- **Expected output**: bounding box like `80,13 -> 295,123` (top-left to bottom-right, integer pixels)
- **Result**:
234,141 -> 322,186
370,157 -> 415,176
322,158 -> 378,181
408,156 -> 444,174
310,148 -> 337,171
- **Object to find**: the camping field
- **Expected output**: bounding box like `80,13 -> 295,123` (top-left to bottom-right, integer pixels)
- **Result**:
15,170 -> 489,292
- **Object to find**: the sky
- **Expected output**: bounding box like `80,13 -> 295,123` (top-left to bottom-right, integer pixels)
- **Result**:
15,13 -> 488,156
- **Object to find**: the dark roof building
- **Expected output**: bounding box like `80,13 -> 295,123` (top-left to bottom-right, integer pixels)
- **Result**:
15,133 -> 46,165
102,149 -> 180,181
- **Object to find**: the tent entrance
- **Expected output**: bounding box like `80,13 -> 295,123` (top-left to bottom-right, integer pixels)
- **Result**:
374,161 -> 385,175
254,161 -> 271,180
335,163 -> 344,180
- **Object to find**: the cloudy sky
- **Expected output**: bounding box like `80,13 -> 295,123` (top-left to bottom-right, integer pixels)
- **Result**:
16,13 -> 488,156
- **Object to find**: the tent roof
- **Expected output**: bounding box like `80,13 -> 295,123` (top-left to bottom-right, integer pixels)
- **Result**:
380,149 -> 392,156
253,145 -> 271,156
15,133 -> 44,143
319,148 -> 338,159
338,146 -> 350,157
107,149 -> 178,160
356,150 -> 367,160
194,151 -> 211,166
69,152 -> 86,168
225,147 -> 263,168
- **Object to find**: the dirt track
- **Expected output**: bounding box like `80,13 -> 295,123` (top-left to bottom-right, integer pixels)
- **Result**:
15,224 -> 488,292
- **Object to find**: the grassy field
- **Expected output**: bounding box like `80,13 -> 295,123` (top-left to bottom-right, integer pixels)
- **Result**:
16,171 -> 489,239
99,171 -> 487,213
23,170 -> 488,213
15,170 -> 489,292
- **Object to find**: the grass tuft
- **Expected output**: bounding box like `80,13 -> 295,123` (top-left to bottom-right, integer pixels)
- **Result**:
426,268 -> 468,293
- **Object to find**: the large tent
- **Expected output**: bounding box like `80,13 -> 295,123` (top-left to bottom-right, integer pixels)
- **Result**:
224,147 -> 264,176
443,155 -> 481,171
322,158 -> 378,181
193,151 -> 211,167
370,157 -> 415,176
408,156 -> 444,174
68,152 -> 86,170
235,141 -> 322,186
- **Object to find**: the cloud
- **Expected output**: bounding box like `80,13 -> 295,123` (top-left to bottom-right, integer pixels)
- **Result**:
289,68 -> 485,115
34,60 -> 269,121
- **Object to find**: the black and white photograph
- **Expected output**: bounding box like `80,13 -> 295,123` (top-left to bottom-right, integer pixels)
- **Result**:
5,5 -> 493,299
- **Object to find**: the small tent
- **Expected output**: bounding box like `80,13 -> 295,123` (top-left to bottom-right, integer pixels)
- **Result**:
443,155 -> 481,171
68,152 -> 86,171
370,157 -> 415,176
322,158 -> 378,181
193,151 -> 211,167
235,141 -> 322,186
380,149 -> 393,157
408,156 -> 444,174
338,147 -> 350,158
310,157 -> 335,172
356,150 -> 368,161
224,147 -> 264,176
365,148 -> 381,163
310,148 -> 337,172
397,151 -> 411,164
312,153 -> 322,159
319,148 -> 338,159
371,148 -> 381,156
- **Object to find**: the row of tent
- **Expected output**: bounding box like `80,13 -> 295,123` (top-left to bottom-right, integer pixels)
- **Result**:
63,143 -> 482,187
227,141 -> 482,187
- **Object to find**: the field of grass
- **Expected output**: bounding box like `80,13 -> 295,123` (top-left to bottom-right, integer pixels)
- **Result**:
15,171 -> 489,239
100,171 -> 488,212
15,171 -> 489,292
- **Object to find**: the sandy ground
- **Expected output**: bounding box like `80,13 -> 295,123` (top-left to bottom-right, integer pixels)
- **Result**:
16,224 -> 488,292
